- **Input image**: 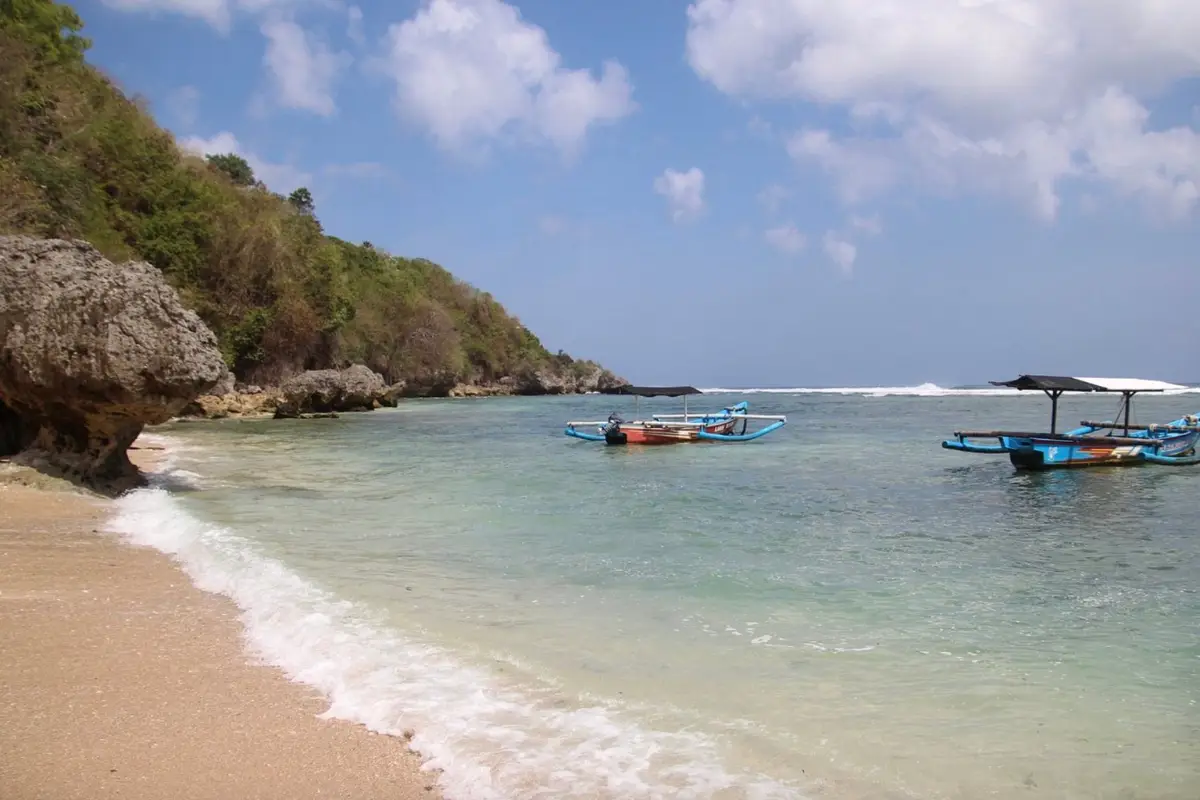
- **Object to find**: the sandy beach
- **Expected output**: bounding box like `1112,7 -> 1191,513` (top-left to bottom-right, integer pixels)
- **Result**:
0,459 -> 441,800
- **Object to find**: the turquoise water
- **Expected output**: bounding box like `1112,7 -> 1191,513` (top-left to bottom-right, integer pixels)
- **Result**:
113,388 -> 1200,799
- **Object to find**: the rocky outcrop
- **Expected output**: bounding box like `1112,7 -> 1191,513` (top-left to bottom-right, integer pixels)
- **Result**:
273,365 -> 390,418
506,364 -> 626,396
447,383 -> 508,398
0,236 -> 225,489
390,372 -> 458,398
181,390 -> 282,419
210,368 -> 236,397
440,365 -> 625,399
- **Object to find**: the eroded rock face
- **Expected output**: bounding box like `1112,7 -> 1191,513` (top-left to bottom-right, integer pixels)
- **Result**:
0,236 -> 225,489
507,365 -> 627,396
181,390 -> 282,419
210,368 -> 237,397
274,365 -> 389,418
442,366 -> 626,398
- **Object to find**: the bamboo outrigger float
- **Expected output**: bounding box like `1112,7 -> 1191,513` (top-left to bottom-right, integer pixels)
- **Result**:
565,385 -> 786,445
943,375 -> 1200,470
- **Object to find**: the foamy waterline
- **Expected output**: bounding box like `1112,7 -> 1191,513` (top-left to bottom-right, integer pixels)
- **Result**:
105,441 -> 804,800
700,382 -> 1200,397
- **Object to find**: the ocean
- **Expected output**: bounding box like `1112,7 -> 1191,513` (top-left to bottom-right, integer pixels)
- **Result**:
109,386 -> 1200,799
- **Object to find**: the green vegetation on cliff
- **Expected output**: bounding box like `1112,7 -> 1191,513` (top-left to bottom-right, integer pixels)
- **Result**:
0,0 -> 616,392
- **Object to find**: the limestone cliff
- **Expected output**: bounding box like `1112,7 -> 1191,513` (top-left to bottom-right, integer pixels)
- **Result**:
0,236 -> 225,489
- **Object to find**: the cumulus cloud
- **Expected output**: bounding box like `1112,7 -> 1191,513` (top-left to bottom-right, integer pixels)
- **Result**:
102,0 -> 233,30
380,0 -> 635,154
180,131 -> 312,193
686,0 -> 1200,221
106,2 -> 351,117
346,5 -> 365,46
654,167 -> 705,222
851,214 -> 882,236
757,183 -> 789,215
261,18 -> 347,116
763,223 -> 806,255
823,231 -> 857,274
102,0 -> 299,32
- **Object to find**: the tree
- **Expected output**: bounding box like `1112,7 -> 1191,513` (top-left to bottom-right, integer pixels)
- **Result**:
288,187 -> 314,215
0,0 -> 91,63
0,0 -> 615,391
205,153 -> 255,187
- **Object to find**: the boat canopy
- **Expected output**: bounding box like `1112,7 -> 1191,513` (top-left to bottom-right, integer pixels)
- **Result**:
1076,377 -> 1188,392
601,384 -> 702,397
990,375 -> 1186,393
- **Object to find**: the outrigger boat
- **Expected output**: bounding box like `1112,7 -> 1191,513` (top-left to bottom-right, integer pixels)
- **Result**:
565,385 -> 786,445
943,375 -> 1200,470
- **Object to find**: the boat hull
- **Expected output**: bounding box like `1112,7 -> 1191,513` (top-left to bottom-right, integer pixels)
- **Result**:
565,400 -> 784,445
606,419 -> 737,445
1000,430 -> 1200,470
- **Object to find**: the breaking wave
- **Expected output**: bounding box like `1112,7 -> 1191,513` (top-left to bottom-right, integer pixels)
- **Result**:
700,382 -> 1200,398
105,453 -> 805,800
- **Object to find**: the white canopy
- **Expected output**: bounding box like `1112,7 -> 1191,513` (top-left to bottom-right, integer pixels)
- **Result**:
1075,377 -> 1188,392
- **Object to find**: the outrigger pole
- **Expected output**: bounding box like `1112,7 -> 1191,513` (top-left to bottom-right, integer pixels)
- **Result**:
943,374 -> 1200,470
566,385 -> 787,445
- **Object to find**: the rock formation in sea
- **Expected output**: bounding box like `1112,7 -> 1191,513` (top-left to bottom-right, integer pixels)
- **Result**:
0,236 -> 225,489
180,361 -> 628,418
273,365 -> 395,418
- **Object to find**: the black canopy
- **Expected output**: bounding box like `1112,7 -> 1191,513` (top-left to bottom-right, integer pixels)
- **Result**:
601,385 -> 702,397
989,375 -> 1105,392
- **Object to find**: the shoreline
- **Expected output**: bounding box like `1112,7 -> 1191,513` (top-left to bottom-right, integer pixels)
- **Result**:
0,446 -> 443,800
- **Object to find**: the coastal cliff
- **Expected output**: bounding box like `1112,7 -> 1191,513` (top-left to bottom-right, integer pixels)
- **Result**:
0,0 -> 621,421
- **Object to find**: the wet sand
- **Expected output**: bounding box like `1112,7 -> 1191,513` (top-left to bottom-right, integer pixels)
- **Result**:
0,461 -> 441,800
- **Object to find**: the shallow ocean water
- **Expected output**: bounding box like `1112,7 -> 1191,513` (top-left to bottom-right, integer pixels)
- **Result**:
111,386 -> 1200,799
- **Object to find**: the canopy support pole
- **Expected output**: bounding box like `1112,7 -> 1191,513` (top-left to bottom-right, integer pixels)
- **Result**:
1043,389 -> 1064,434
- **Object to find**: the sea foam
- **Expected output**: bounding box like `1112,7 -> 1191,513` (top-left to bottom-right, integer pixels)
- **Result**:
699,382 -> 1200,397
106,467 -> 805,799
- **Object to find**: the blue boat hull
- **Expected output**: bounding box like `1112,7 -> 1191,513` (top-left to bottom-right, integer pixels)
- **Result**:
565,401 -> 787,445
943,413 -> 1200,470
1000,430 -> 1200,470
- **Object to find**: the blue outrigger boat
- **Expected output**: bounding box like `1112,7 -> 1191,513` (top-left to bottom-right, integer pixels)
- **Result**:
565,385 -> 786,445
943,375 -> 1200,470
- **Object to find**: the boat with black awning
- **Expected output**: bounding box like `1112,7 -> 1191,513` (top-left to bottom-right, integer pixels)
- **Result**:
942,375 -> 1200,469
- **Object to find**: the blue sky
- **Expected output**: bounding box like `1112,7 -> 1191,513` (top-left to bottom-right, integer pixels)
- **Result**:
79,0 -> 1200,387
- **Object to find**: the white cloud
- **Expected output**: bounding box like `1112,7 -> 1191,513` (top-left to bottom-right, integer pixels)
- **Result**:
686,0 -> 1200,221
851,214 -> 882,236
103,0 -> 232,30
105,2 -> 351,117
102,0 -> 301,31
346,5 -> 365,46
165,85 -> 201,128
823,231 -> 857,274
180,131 -> 312,193
654,167 -> 705,222
261,18 -> 346,116
746,114 -> 774,140
380,0 -> 635,154
757,183 -> 789,215
764,223 -> 806,254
